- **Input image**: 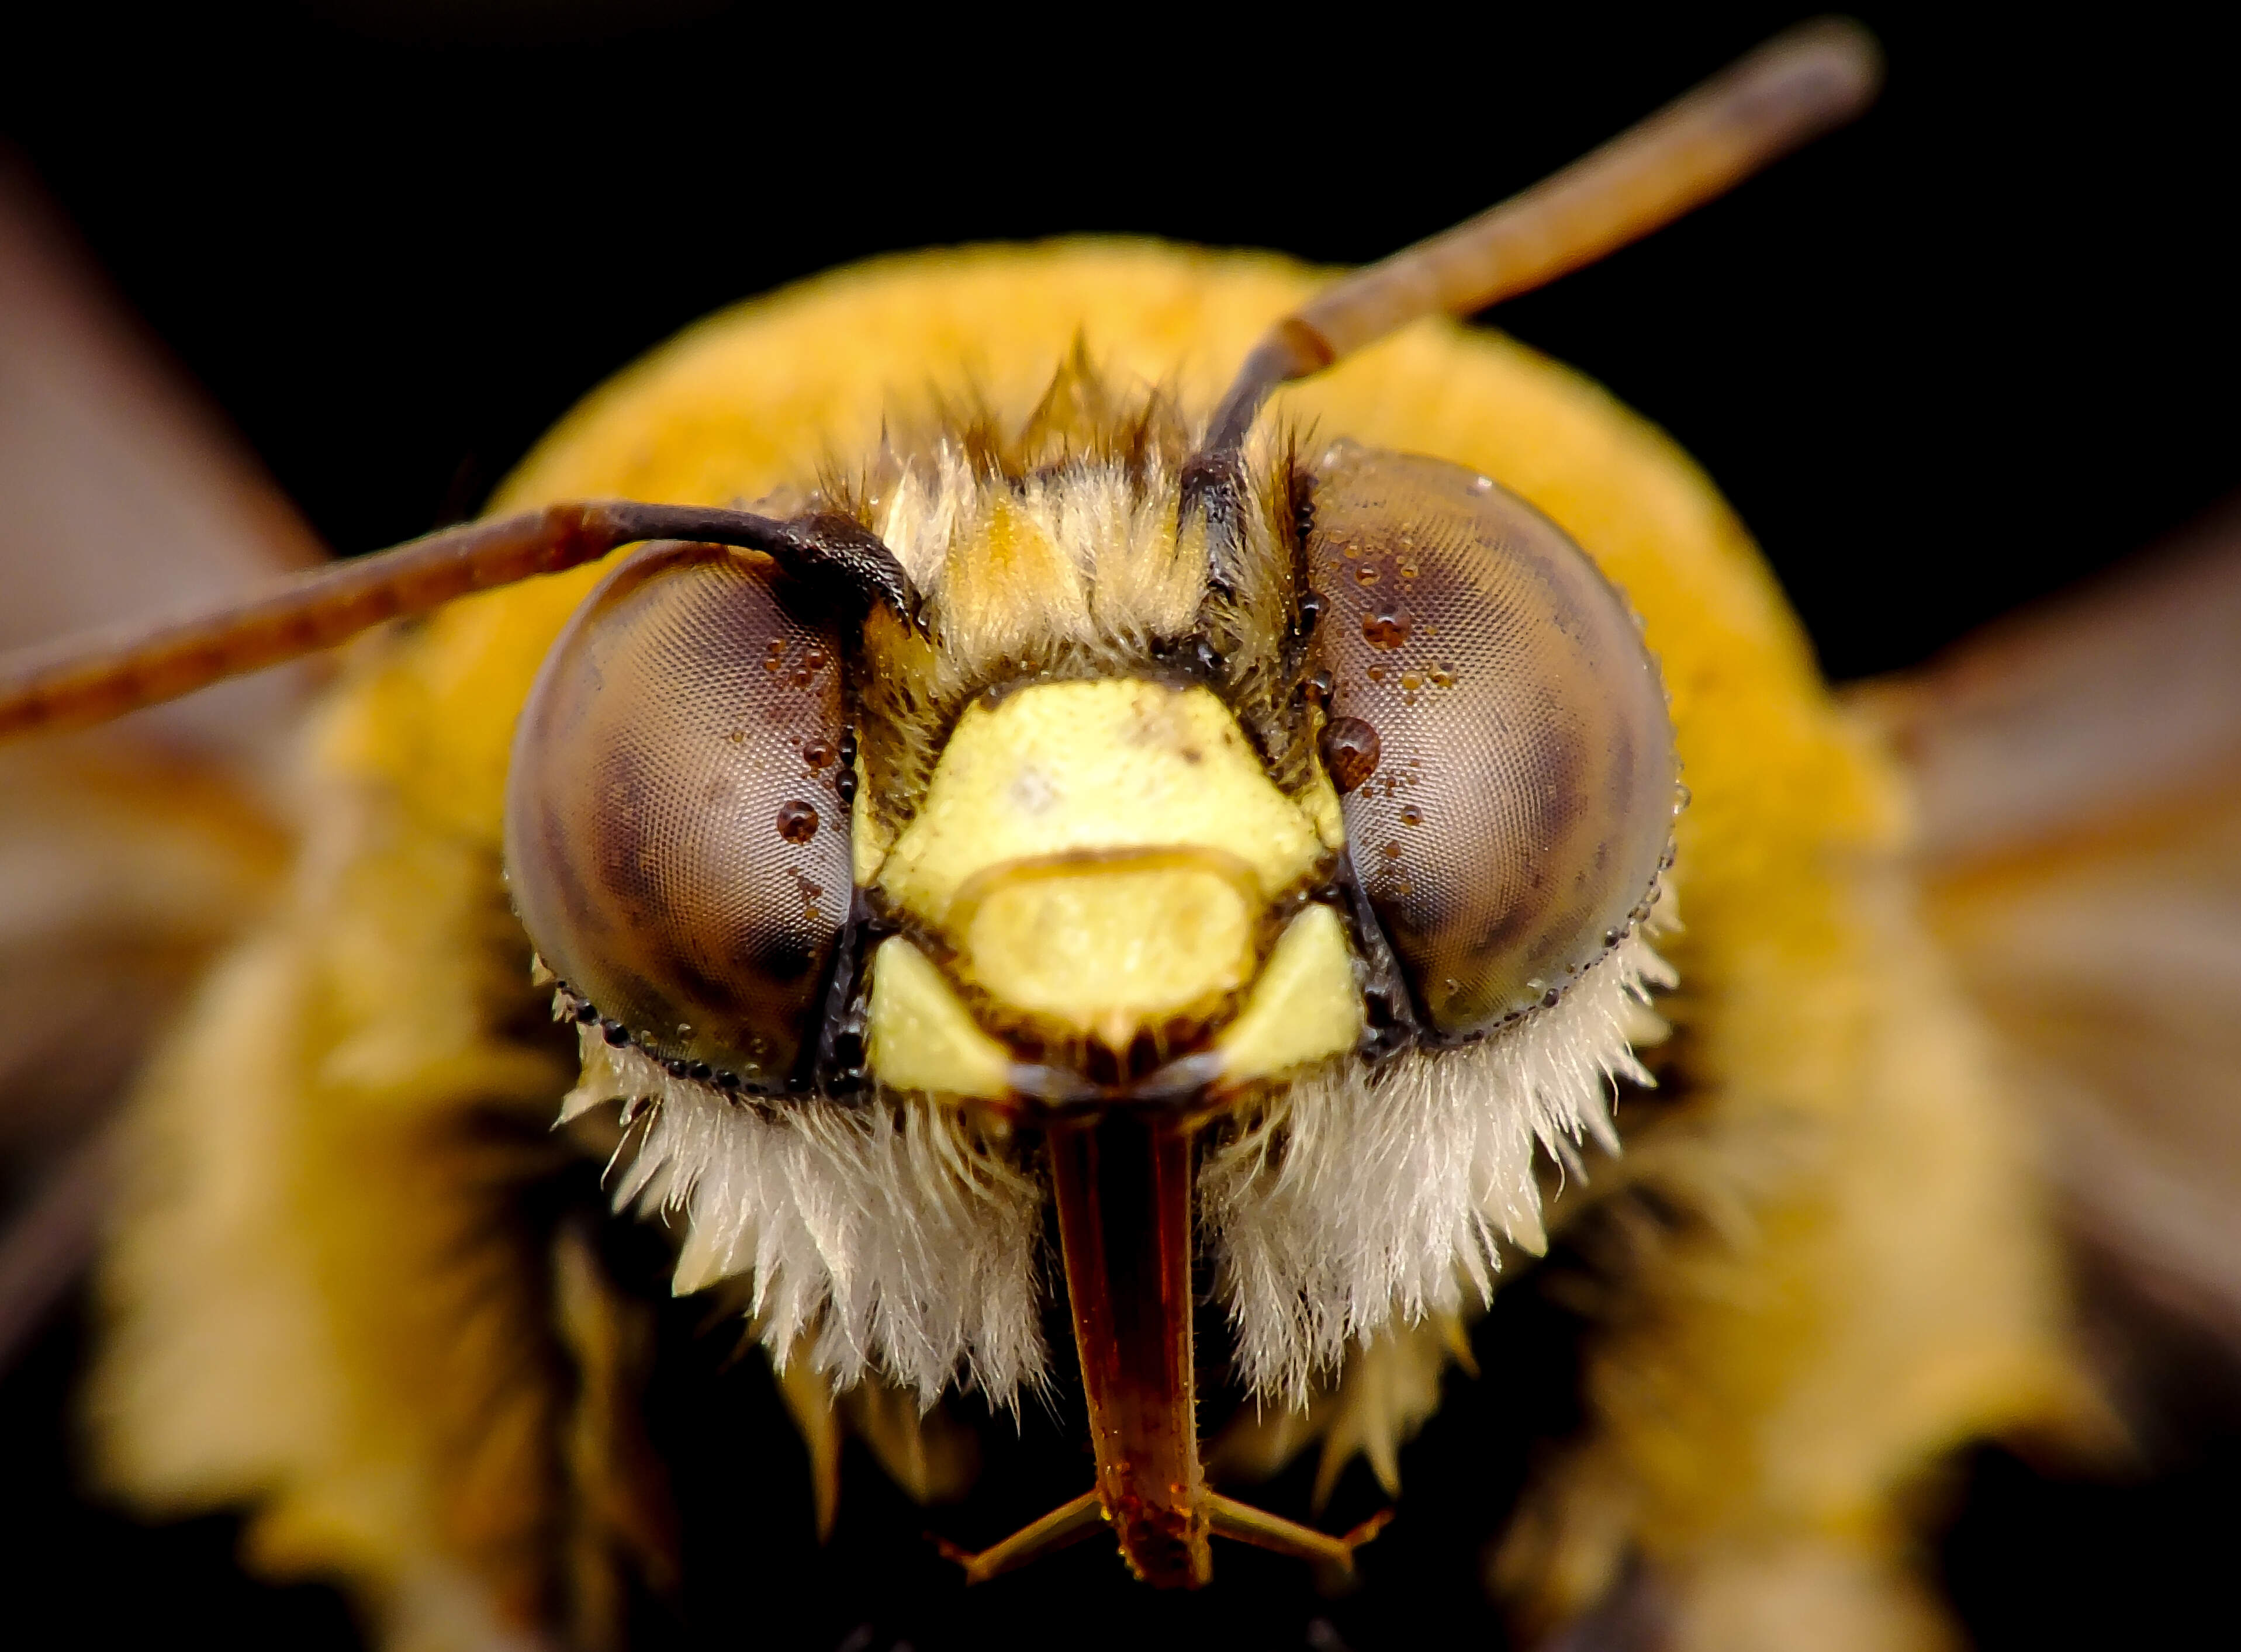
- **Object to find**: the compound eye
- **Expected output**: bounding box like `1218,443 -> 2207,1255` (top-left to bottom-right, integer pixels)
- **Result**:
504,542 -> 852,1088
1306,444 -> 1677,1038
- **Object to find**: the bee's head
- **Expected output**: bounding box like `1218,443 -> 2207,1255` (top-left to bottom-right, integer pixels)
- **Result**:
500,368 -> 1681,1405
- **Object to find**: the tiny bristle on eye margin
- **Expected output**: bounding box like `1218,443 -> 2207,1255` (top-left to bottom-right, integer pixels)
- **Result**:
559,1027 -> 1049,1409
1198,903 -> 1679,1408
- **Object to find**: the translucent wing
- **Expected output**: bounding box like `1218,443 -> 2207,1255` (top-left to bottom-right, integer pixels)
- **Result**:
1856,499 -> 2241,1382
0,153 -> 320,1364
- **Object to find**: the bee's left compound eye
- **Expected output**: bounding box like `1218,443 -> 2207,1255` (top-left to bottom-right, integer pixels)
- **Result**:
1306,444 -> 1678,1039
503,541 -> 853,1089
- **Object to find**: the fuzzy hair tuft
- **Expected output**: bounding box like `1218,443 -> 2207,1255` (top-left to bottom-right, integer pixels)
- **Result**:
1199,923 -> 1678,1405
559,1030 -> 1049,1408
822,355 -> 1314,841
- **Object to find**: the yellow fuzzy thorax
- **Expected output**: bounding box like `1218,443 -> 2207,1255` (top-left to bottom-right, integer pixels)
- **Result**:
103,242 -> 2083,1646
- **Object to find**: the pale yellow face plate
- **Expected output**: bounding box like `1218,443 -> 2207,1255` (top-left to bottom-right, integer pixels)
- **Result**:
952,853 -> 1258,1050
857,676 -> 1362,1096
873,678 -> 1330,920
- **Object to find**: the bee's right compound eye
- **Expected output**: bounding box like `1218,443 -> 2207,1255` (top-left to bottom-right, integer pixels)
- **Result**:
503,541 -> 853,1090
1306,444 -> 1679,1039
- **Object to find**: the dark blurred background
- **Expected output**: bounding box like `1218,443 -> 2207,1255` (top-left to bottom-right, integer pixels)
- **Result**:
2,3 -> 2237,1648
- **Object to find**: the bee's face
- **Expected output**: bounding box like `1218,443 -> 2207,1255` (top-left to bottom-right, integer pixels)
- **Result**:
498,370 -> 1680,1414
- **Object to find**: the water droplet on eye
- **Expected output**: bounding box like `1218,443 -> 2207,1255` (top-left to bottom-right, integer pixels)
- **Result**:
1428,664 -> 1455,688
1379,841 -> 1402,859
1320,717 -> 1381,793
1366,664 -> 1386,683
1396,557 -> 1419,580
1361,609 -> 1410,649
776,800 -> 821,843
803,648 -> 829,671
1354,562 -> 1381,586
1471,475 -> 1493,493
1400,672 -> 1422,691
1399,805 -> 1422,826
803,740 -> 835,770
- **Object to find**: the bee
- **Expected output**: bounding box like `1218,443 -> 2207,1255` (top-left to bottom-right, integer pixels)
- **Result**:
1,18 -> 2234,1652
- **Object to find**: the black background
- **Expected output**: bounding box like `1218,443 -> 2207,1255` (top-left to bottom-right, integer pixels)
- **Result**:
4,4 -> 2238,1649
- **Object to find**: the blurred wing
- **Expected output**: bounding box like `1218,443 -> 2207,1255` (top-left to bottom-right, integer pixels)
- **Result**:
1855,498 -> 2241,1374
0,150 -> 322,1364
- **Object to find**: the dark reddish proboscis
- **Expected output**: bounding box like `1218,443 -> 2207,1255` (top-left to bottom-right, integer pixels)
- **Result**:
503,542 -> 852,1088
1306,444 -> 1676,1036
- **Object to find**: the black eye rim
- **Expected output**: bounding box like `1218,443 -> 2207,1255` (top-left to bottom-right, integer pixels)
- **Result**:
542,903 -> 888,1103
1319,847 -> 1423,1064
804,888 -> 891,1099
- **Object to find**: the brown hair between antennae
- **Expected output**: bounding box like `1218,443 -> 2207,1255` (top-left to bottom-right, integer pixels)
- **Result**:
1195,17 -> 1884,462
0,502 -> 917,741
